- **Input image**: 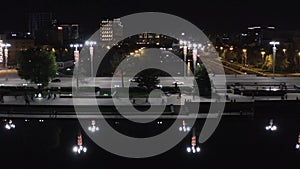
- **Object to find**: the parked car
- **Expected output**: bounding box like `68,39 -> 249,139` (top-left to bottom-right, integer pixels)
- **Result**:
172,80 -> 184,85
51,79 -> 61,83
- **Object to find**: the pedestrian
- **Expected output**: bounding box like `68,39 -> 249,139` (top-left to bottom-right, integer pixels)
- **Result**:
25,96 -> 30,105
53,93 -> 56,100
0,94 -> 4,103
132,98 -> 135,104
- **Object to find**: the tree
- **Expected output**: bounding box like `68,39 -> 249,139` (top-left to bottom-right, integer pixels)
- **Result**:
194,63 -> 211,96
16,48 -> 57,87
135,69 -> 160,91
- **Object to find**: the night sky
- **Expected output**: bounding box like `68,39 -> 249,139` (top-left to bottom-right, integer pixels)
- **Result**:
1,0 -> 300,35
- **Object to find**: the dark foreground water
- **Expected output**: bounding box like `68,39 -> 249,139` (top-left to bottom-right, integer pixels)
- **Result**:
1,116 -> 300,169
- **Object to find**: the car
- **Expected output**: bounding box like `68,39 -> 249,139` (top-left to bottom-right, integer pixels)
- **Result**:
172,80 -> 184,85
129,77 -> 138,82
51,79 -> 61,83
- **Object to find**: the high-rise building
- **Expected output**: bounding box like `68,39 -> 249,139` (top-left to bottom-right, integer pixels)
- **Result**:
0,33 -> 34,66
245,26 -> 276,46
100,18 -> 123,42
28,12 -> 53,38
58,24 -> 80,45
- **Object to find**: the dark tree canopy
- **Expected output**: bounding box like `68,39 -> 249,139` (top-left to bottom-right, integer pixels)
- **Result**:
16,48 -> 57,87
135,69 -> 160,91
194,63 -> 211,96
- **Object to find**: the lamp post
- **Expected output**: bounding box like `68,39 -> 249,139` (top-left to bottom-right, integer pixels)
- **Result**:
261,51 -> 266,63
2,43 -> 11,81
298,52 -> 300,73
183,41 -> 187,78
269,41 -> 280,79
85,41 -> 97,78
70,44 -> 83,90
192,43 -> 198,74
242,48 -> 247,66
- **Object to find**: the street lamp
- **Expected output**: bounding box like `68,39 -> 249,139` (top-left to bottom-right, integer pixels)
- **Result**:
183,41 -> 187,78
283,48 -> 287,56
261,51 -> 266,62
1,43 -> 11,81
298,52 -> 300,72
85,41 -> 97,78
70,44 -> 83,90
242,49 -> 247,66
269,41 -> 280,79
192,44 -> 198,73
70,44 -> 83,63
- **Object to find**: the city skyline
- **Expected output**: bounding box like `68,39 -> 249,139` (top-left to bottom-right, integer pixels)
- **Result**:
1,0 -> 300,35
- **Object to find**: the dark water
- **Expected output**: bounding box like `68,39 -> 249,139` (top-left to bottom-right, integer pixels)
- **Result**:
1,116 -> 300,169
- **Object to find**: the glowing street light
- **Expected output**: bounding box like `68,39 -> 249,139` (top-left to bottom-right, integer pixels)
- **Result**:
179,120 -> 191,132
70,44 -> 83,63
298,52 -> 300,73
269,41 -> 280,79
183,41 -> 188,78
70,44 -> 83,90
265,119 -> 277,131
242,48 -> 247,66
4,119 -> 15,130
1,43 -> 11,81
72,134 -> 87,154
295,132 -> 300,150
186,130 -> 200,154
261,51 -> 266,62
88,120 -> 99,132
85,41 -> 97,77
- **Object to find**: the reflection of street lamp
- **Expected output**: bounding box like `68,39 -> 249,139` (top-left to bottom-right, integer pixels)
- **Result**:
88,120 -> 99,132
242,49 -> 247,66
186,133 -> 200,154
73,134 -> 87,154
1,43 -> 11,81
269,41 -> 280,79
70,44 -> 83,90
85,41 -> 97,77
4,119 -> 15,130
296,132 -> 300,150
179,120 -> 191,132
265,119 -> 277,131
